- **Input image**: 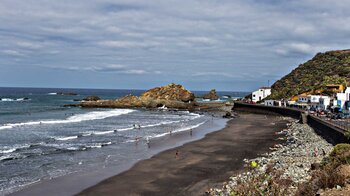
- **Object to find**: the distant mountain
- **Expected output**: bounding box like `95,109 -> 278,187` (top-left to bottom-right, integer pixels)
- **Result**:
268,49 -> 350,100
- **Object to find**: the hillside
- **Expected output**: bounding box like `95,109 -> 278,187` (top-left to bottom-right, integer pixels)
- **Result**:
268,49 -> 350,100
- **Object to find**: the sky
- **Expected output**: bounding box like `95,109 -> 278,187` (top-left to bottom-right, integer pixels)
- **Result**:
0,0 -> 350,91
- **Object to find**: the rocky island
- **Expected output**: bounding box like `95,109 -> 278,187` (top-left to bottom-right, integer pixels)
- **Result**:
67,83 -> 233,115
202,89 -> 219,100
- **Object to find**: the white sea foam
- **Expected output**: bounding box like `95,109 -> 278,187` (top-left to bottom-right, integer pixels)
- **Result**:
0,144 -> 31,154
48,93 -> 57,95
86,142 -> 112,149
0,125 -> 13,130
54,136 -> 79,141
89,117 -> 197,136
0,109 -> 135,130
0,148 -> 16,154
150,121 -> 206,139
117,127 -> 134,132
140,120 -> 180,128
0,98 -> 15,102
0,98 -> 29,102
0,153 -> 26,161
92,130 -> 115,135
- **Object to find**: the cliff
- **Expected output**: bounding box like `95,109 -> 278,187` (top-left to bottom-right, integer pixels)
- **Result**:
268,49 -> 350,100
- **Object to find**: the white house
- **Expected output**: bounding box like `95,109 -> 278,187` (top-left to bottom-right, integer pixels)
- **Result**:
264,100 -> 282,107
336,87 -> 350,110
252,87 -> 271,103
298,95 -> 328,104
298,95 -> 330,110
310,95 -> 329,104
319,97 -> 331,110
298,95 -> 310,103
264,100 -> 274,106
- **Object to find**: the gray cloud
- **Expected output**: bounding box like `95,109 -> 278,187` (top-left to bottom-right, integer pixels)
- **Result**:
51,64 -> 160,75
0,0 -> 350,90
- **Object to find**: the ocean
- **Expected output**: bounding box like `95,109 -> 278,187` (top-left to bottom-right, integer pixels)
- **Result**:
0,87 -> 248,195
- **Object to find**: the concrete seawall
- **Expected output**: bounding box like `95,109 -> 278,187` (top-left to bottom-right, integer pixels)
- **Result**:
233,102 -> 302,119
233,102 -> 350,145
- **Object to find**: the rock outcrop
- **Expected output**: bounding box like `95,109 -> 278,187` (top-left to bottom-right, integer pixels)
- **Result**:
202,89 -> 219,100
83,96 -> 101,101
79,84 -> 195,109
141,83 -> 195,102
72,83 -> 233,112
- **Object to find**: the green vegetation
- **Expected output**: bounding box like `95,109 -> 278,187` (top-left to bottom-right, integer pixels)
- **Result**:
296,144 -> 350,195
228,163 -> 293,195
324,143 -> 350,167
268,49 -> 350,99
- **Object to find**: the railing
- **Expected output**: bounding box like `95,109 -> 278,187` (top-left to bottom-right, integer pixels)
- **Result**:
312,114 -> 350,132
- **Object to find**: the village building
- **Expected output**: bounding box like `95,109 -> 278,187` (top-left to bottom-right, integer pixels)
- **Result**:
298,95 -> 310,103
319,97 -> 331,110
264,100 -> 282,107
325,84 -> 345,93
297,94 -> 330,110
252,87 -> 271,103
335,87 -> 350,111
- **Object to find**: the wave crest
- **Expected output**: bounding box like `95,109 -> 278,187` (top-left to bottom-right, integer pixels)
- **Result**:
0,109 -> 135,130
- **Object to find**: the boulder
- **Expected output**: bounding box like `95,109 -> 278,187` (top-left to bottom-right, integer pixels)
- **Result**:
83,96 -> 101,101
203,89 -> 219,100
223,111 -> 234,118
141,83 -> 195,102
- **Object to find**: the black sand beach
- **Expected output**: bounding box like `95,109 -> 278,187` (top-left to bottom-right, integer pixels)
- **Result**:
78,113 -> 287,196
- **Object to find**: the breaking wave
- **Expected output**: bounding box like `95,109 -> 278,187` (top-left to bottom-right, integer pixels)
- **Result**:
0,109 -> 135,130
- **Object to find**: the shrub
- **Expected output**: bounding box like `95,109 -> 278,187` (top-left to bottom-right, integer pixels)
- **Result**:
231,163 -> 293,196
327,144 -> 350,168
296,144 -> 349,195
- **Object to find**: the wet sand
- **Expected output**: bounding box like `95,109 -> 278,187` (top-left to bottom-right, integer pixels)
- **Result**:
79,113 -> 288,196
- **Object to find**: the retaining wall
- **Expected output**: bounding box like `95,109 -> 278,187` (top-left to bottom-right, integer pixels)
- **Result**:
307,115 -> 350,145
233,102 -> 350,145
234,102 -> 302,119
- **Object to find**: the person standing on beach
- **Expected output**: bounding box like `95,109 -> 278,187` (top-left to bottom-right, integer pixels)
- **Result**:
146,137 -> 150,148
175,150 -> 179,159
190,129 -> 193,136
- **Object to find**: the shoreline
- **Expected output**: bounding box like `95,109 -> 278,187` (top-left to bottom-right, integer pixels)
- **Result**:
210,117 -> 333,195
78,113 -> 288,195
9,116 -> 228,196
